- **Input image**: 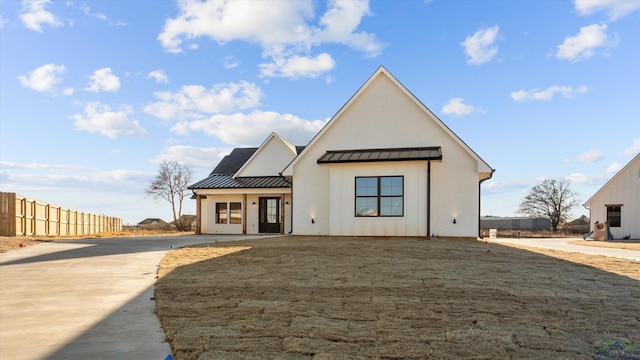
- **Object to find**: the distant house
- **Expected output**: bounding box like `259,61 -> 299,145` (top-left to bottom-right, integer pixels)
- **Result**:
480,216 -> 551,232
189,66 -> 494,238
137,218 -> 167,226
583,153 -> 639,239
171,215 -> 197,231
562,217 -> 590,234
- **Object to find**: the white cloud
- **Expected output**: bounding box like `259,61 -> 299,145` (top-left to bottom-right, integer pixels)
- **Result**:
259,53 -> 336,79
179,110 -> 327,146
224,55 -> 239,69
157,0 -> 381,79
20,0 -> 63,32
148,69 -> 169,84
314,0 -> 382,57
0,161 -> 85,171
62,87 -> 75,96
80,4 -> 107,21
71,102 -> 147,138
461,25 -> 500,65
564,172 -> 607,185
564,149 -> 604,163
607,162 -> 623,175
153,146 -> 232,168
440,98 -> 479,116
510,85 -> 589,101
17,64 -> 65,92
145,81 -> 263,121
86,68 -> 121,92
556,24 -> 616,62
623,138 -> 640,156
574,0 -> 640,21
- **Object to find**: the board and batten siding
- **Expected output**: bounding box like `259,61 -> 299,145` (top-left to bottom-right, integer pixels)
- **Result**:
584,154 -> 640,239
289,69 -> 487,237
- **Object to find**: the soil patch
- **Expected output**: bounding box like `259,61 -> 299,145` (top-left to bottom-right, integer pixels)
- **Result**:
156,236 -> 640,360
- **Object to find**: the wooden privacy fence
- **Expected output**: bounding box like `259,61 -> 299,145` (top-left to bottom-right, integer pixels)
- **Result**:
0,192 -> 122,237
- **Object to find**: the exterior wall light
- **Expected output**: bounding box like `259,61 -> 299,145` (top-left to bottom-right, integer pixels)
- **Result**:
453,218 -> 457,224
311,218 -> 315,224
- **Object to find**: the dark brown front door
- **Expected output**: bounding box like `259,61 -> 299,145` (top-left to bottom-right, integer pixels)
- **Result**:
259,197 -> 280,233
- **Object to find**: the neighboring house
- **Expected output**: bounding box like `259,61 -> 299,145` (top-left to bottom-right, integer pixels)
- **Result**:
583,153 -> 640,239
137,218 -> 167,226
480,216 -> 551,232
562,217 -> 590,234
190,66 -> 494,238
171,215 -> 197,231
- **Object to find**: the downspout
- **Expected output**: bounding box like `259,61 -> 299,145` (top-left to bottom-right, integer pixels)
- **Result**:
427,160 -> 431,238
289,178 -> 294,234
478,170 -> 495,239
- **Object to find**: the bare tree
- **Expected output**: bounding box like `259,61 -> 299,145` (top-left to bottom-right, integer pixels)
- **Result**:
518,178 -> 579,232
146,160 -> 194,231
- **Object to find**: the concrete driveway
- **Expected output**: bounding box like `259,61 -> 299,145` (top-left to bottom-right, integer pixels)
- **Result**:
0,234 -> 270,360
489,237 -> 640,261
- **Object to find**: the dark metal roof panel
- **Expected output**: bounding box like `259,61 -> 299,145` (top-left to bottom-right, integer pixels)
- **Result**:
317,147 -> 442,164
209,148 -> 258,175
189,175 -> 291,189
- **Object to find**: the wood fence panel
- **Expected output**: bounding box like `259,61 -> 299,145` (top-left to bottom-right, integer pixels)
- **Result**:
0,192 -> 121,237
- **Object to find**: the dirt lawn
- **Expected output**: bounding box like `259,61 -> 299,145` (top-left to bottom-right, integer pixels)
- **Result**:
156,237 -> 640,360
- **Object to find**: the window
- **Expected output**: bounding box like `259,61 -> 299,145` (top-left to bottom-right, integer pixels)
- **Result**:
355,176 -> 403,217
216,202 -> 242,224
230,202 -> 242,224
216,203 -> 227,224
606,205 -> 621,227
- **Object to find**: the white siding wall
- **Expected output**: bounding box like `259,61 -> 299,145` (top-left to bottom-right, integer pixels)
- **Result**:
586,156 -> 640,239
291,73 -> 482,237
199,190 -> 291,235
201,194 -> 244,234
328,162 -> 427,236
236,136 -> 296,177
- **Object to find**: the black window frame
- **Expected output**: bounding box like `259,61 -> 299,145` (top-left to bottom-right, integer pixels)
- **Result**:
606,205 -> 621,227
355,176 -> 404,217
216,202 -> 243,224
215,202 -> 228,224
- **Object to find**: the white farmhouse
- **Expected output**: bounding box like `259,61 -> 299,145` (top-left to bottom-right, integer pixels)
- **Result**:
190,66 -> 494,238
583,153 -> 640,239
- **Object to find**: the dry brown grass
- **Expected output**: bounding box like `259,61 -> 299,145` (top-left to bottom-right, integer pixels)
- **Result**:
155,236 -> 640,359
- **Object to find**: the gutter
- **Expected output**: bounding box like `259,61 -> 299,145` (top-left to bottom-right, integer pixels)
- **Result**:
478,169 -> 495,239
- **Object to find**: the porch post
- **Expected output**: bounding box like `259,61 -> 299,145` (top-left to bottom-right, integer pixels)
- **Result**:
195,195 -> 202,234
427,160 -> 431,238
243,194 -> 247,235
280,193 -> 285,234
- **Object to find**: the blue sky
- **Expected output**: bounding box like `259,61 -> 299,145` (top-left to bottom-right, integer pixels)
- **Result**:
1,0 -> 638,225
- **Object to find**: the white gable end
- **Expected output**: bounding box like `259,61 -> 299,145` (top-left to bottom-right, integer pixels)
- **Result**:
286,66 -> 493,237
235,133 -> 297,177
584,153 -> 640,239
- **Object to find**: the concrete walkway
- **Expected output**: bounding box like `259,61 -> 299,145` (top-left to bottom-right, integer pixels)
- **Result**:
0,234 -> 272,360
489,237 -> 640,261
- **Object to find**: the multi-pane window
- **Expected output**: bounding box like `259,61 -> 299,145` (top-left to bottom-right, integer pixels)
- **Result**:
216,203 -> 228,224
606,205 -> 621,227
355,176 -> 403,217
216,202 -> 242,224
229,202 -> 242,224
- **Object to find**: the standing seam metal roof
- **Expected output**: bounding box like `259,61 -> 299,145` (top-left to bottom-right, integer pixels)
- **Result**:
189,175 -> 291,189
317,147 -> 442,164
